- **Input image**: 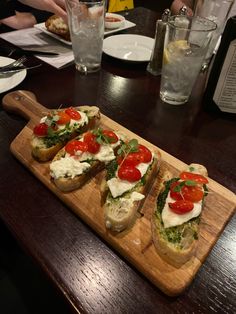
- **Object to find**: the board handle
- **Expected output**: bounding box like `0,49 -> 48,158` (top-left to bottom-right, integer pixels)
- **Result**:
2,90 -> 47,122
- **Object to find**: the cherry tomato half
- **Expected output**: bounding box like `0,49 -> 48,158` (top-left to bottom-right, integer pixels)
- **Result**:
183,185 -> 204,202
118,165 -> 141,182
33,123 -> 48,137
65,140 -> 88,156
170,181 -> 204,202
102,130 -> 119,143
83,132 -> 100,154
83,132 -> 96,143
118,152 -> 144,167
65,107 -> 81,120
179,171 -> 208,184
170,181 -> 183,201
169,200 -> 194,215
138,144 -> 152,163
56,111 -> 71,125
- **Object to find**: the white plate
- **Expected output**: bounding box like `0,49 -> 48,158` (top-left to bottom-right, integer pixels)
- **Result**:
0,57 -> 27,94
34,19 -> 136,45
34,23 -> 72,45
103,34 -> 154,62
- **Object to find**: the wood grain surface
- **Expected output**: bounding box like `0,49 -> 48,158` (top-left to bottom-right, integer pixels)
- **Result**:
3,90 -> 236,296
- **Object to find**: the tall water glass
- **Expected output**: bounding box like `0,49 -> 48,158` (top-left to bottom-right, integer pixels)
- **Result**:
66,0 -> 105,73
194,0 -> 234,67
160,15 -> 216,105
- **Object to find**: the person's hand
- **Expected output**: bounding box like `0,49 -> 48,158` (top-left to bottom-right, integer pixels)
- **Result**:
171,0 -> 193,16
19,0 -> 67,19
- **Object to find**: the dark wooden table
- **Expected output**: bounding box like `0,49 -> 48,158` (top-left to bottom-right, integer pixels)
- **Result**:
0,7 -> 235,314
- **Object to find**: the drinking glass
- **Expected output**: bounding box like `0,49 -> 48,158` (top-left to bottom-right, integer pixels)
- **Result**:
66,0 -> 105,73
194,0 -> 234,67
160,15 -> 217,105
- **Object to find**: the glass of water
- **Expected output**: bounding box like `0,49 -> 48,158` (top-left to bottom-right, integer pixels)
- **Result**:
194,0 -> 234,68
160,15 -> 216,105
66,0 -> 105,73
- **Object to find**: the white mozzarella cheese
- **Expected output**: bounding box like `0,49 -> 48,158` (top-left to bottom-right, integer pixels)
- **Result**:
80,145 -> 116,163
50,157 -> 90,179
162,193 -> 202,228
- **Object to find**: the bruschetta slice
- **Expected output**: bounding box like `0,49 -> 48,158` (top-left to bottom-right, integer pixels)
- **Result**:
31,106 -> 100,162
50,128 -> 122,192
151,163 -> 209,267
102,139 -> 161,233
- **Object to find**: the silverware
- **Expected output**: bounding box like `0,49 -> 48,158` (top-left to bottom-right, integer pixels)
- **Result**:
0,64 -> 42,75
14,48 -> 59,56
0,56 -> 27,70
0,46 -> 59,56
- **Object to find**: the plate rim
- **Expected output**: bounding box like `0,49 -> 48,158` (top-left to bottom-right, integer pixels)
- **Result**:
34,20 -> 136,45
103,34 -> 154,62
0,56 -> 27,94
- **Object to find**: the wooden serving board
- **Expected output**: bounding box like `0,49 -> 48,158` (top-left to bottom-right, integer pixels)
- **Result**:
2,90 -> 236,296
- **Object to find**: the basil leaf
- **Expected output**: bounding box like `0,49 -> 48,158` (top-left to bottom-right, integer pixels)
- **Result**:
185,180 -> 196,186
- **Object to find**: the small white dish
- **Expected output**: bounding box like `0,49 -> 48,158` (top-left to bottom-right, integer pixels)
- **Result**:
105,13 -> 125,29
103,34 -> 154,62
0,57 -> 27,94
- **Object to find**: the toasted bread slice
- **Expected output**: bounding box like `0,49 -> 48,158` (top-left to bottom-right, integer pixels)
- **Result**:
45,15 -> 70,41
151,163 -> 208,267
51,151 -> 104,192
31,106 -> 100,162
103,142 -> 161,233
50,129 -> 122,192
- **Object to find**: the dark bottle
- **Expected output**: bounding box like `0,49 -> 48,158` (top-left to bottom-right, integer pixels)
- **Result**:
203,16 -> 236,115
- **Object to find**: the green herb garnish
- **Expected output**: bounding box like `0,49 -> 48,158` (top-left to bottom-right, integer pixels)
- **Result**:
172,179 -> 197,193
93,128 -> 113,145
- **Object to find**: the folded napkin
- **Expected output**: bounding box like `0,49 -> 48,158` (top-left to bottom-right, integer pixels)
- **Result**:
0,28 -> 74,69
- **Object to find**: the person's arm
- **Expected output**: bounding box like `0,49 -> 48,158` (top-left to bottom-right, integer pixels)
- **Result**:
19,0 -> 66,19
0,11 -> 37,29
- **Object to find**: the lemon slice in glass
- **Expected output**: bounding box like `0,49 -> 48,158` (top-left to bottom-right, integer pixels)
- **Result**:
163,40 -> 190,64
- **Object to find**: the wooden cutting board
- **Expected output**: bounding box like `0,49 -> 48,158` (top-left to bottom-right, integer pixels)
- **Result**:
2,90 -> 236,296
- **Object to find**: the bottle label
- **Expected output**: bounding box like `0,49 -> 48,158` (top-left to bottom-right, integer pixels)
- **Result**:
213,39 -> 236,113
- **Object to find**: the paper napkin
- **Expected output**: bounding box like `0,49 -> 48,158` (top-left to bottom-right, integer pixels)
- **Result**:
0,27 -> 74,69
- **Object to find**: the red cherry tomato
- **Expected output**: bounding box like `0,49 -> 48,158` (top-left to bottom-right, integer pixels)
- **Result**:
65,107 -> 81,120
56,111 -> 71,125
83,132 -> 96,143
102,130 -> 119,143
83,132 -> 100,154
169,200 -> 194,215
170,181 -> 204,202
182,185 -> 204,202
87,140 -> 100,154
118,152 -> 144,167
118,165 -> 141,182
170,181 -> 183,201
138,144 -> 152,162
33,123 -> 48,136
65,140 -> 88,156
179,171 -> 208,184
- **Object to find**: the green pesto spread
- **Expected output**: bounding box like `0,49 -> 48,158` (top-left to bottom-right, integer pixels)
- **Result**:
155,178 -> 200,248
